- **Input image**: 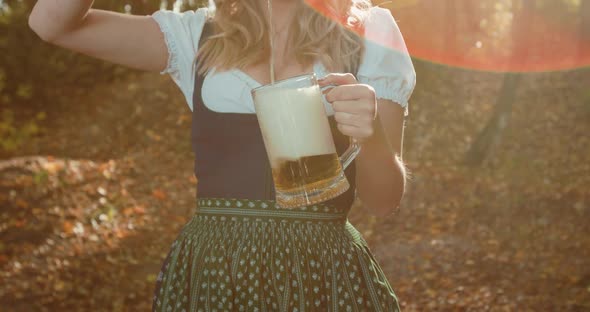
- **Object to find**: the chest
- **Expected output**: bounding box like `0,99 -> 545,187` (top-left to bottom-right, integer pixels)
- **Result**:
200,61 -> 335,115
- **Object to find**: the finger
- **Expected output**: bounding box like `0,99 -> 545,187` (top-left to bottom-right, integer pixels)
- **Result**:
337,123 -> 374,140
333,111 -> 362,127
331,100 -> 374,116
318,73 -> 357,87
336,123 -> 361,137
321,85 -> 335,96
325,84 -> 375,102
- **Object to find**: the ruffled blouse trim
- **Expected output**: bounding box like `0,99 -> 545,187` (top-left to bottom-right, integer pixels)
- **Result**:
151,11 -> 180,77
361,75 -> 415,109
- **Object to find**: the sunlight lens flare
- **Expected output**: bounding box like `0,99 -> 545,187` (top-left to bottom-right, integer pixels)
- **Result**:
306,0 -> 590,73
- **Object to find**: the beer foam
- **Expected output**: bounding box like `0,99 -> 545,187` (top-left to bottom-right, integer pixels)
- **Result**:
254,85 -> 337,168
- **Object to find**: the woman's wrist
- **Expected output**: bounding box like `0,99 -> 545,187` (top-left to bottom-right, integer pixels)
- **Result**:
356,115 -> 393,159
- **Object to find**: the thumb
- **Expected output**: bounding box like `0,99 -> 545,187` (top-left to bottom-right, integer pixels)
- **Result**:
318,73 -> 358,87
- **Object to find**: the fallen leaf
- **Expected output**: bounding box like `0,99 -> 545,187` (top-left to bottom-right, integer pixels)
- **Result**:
62,221 -> 74,235
152,189 -> 167,200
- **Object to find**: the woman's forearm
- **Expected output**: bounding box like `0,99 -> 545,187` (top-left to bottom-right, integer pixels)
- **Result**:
29,0 -> 95,41
354,116 -> 406,218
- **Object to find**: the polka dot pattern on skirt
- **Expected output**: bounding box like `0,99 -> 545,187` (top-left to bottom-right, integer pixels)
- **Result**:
152,198 -> 401,312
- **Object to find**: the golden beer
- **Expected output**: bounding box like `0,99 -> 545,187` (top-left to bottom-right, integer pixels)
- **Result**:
252,74 -> 360,208
272,153 -> 345,192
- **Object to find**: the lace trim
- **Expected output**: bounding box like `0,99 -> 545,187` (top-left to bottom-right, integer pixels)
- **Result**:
152,11 -> 180,78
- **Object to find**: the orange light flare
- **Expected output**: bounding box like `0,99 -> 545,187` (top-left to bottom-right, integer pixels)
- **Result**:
306,0 -> 590,73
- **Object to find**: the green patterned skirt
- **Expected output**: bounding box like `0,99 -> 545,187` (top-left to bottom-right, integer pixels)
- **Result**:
152,198 -> 401,312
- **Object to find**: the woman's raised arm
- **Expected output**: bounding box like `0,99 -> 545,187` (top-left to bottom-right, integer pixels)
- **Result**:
28,0 -> 168,73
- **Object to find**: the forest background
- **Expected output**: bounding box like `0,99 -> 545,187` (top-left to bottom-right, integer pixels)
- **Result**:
1,0 -> 589,311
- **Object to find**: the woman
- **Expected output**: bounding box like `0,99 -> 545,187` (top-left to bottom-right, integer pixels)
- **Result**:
29,0 -> 415,310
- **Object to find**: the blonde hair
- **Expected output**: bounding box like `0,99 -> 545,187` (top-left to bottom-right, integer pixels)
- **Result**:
196,0 -> 372,75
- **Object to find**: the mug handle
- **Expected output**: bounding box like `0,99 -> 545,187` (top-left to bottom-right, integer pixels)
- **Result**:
320,83 -> 361,170
339,137 -> 361,170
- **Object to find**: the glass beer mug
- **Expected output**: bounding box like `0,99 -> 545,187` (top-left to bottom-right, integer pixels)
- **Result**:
251,73 -> 361,208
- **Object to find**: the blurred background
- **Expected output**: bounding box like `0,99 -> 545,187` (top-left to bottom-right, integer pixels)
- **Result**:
0,0 -> 589,311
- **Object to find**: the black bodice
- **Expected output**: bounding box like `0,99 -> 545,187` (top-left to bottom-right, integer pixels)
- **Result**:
191,24 -> 357,209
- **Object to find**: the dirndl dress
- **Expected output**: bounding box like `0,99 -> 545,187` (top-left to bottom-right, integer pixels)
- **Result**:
151,198 -> 400,312
151,22 -> 401,312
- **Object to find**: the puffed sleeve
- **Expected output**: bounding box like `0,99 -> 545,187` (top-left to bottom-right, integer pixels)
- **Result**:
151,8 -> 208,111
357,7 -> 416,117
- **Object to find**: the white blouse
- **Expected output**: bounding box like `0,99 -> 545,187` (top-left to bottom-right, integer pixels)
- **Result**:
151,6 -> 416,116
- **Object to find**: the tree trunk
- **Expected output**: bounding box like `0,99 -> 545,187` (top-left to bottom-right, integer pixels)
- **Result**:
580,0 -> 590,59
463,0 -> 534,166
444,0 -> 457,57
464,73 -> 521,166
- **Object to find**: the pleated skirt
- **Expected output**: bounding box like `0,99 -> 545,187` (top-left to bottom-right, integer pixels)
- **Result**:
152,198 -> 401,312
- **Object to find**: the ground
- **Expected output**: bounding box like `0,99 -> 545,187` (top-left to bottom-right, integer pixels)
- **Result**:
1,64 -> 589,311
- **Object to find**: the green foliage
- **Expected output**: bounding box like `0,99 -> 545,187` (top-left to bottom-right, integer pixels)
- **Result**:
0,1 -> 126,152
0,0 -> 206,152
0,1 -> 127,107
0,109 -> 45,152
